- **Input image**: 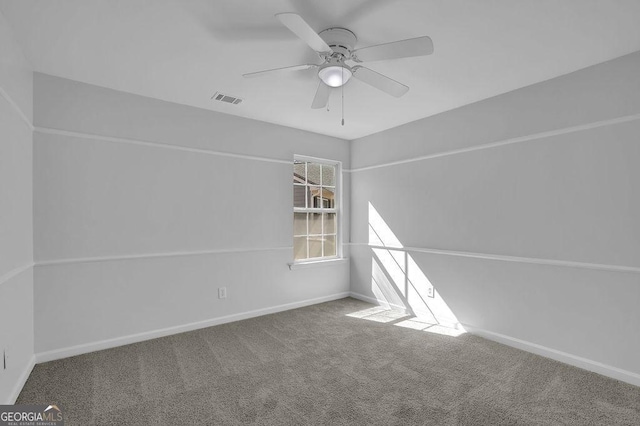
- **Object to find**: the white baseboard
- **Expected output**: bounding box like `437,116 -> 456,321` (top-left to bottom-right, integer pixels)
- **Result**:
35,292 -> 351,364
32,290 -> 640,388
349,292 -> 640,388
349,291 -> 409,313
462,323 -> 640,388
7,354 -> 36,404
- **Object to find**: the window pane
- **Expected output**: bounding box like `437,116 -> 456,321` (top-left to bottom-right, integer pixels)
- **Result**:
294,161 -> 306,184
324,235 -> 336,257
294,237 -> 308,260
294,213 -> 307,236
308,236 -> 323,258
308,186 -> 321,208
322,187 -> 335,208
323,213 -> 336,234
293,159 -> 339,263
309,212 -> 322,235
307,163 -> 321,185
322,164 -> 335,186
293,185 -> 306,208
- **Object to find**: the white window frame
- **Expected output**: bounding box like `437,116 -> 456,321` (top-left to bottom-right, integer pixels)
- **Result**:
293,155 -> 343,264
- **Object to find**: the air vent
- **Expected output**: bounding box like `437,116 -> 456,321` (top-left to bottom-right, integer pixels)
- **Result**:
211,91 -> 243,105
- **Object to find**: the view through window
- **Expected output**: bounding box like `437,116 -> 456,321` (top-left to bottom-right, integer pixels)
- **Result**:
293,158 -> 338,261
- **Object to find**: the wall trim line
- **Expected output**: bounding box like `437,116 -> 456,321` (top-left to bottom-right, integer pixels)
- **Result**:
461,323 -> 640,388
35,246 -> 293,267
349,112 -> 640,173
0,86 -> 33,131
34,291 -> 351,363
0,263 -> 34,286
34,127 -> 292,165
6,355 -> 36,404
348,242 -> 640,274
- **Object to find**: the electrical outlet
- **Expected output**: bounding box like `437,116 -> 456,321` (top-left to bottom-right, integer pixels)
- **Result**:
427,286 -> 434,298
218,287 -> 227,299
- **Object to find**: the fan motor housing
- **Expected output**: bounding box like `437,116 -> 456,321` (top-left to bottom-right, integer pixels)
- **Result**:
319,28 -> 357,58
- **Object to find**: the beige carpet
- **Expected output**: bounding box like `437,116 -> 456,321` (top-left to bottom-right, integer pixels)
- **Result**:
18,298 -> 640,425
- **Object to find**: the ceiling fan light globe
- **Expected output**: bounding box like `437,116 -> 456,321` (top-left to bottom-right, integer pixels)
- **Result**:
318,65 -> 352,87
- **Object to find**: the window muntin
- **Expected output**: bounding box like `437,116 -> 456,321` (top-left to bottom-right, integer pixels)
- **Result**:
293,158 -> 339,261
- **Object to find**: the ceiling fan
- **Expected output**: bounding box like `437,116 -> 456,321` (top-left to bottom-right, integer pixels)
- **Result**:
243,13 -> 433,109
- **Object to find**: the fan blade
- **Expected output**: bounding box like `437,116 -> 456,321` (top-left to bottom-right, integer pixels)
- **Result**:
352,36 -> 433,63
276,13 -> 333,54
353,66 -> 409,97
243,64 -> 317,78
311,82 -> 331,109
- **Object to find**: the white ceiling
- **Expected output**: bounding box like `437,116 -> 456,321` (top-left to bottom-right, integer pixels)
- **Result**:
2,0 -> 640,140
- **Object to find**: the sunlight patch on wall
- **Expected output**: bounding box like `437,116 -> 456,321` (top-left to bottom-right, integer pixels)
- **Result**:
368,202 -> 403,248
358,202 -> 465,336
371,256 -> 407,310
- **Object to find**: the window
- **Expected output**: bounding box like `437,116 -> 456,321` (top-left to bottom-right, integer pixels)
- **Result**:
293,157 -> 340,262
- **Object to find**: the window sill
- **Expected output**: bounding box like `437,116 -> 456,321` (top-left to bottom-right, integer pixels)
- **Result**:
288,258 -> 348,270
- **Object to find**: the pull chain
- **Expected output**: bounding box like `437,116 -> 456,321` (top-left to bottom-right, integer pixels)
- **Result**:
341,67 -> 345,126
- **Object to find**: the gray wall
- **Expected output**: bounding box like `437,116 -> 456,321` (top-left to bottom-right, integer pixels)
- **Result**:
33,74 -> 350,358
349,52 -> 640,384
0,10 -> 33,404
